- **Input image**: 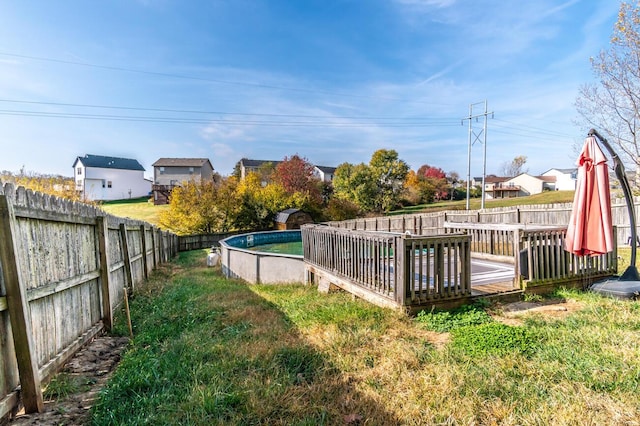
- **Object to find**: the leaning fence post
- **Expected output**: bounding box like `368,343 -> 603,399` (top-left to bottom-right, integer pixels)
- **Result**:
119,223 -> 134,293
96,216 -> 113,331
140,224 -> 149,280
0,195 -> 44,413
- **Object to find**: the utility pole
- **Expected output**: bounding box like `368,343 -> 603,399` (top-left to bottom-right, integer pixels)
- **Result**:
462,101 -> 493,210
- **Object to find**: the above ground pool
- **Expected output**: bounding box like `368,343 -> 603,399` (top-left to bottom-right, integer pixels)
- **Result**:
219,230 -> 305,284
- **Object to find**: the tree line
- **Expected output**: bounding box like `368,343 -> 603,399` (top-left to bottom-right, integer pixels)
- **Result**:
159,149 -> 470,235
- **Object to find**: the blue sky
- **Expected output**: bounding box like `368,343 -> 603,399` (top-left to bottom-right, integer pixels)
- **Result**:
0,0 -> 620,179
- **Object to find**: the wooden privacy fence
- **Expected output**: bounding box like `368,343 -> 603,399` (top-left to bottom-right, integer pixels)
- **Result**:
178,230 -> 258,252
0,183 -> 177,417
302,225 -> 472,311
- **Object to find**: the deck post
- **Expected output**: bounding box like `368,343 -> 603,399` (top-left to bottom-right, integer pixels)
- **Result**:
512,228 -> 522,288
395,236 -> 407,306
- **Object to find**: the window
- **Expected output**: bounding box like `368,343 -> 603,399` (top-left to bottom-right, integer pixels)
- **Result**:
107,181 -> 112,188
102,180 -> 106,188
159,167 -> 165,175
189,167 -> 194,174
77,167 -> 82,175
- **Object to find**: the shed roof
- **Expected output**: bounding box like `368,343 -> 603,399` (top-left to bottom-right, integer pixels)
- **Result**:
73,154 -> 145,171
152,158 -> 213,168
274,208 -> 302,223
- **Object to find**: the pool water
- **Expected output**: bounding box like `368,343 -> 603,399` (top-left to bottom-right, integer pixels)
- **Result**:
247,241 -> 303,255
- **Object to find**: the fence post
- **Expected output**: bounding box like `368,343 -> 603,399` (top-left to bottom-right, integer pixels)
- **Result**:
512,228 -> 522,288
119,224 -> 134,293
96,216 -> 113,331
140,224 -> 148,280
0,195 -> 44,413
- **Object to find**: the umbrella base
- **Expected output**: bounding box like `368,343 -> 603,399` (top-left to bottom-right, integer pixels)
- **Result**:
590,267 -> 640,300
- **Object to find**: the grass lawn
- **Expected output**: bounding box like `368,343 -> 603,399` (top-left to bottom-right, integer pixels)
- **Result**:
99,197 -> 168,227
90,250 -> 640,425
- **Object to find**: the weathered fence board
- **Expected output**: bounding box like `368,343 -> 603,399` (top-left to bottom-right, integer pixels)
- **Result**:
0,182 -> 178,418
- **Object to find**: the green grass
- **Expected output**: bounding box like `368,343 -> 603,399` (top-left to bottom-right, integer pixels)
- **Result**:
44,373 -> 96,401
391,190 -> 575,215
90,253 -> 640,425
99,197 -> 168,227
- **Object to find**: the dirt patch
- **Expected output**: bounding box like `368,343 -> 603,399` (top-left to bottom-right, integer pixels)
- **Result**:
8,335 -> 129,426
492,298 -> 584,326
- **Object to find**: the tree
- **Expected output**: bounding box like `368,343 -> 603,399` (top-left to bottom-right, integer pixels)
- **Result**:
575,2 -> 640,168
159,180 -> 237,235
368,149 -> 409,212
416,164 -> 448,201
272,154 -> 322,204
332,162 -> 377,212
501,155 -> 528,177
447,171 -> 460,200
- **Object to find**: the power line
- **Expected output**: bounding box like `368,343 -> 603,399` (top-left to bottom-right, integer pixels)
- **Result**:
0,51 -> 453,106
0,98 -> 458,122
0,109 -> 462,127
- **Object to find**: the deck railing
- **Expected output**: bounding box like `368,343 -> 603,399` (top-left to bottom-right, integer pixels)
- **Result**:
302,225 -> 472,309
443,222 -> 617,287
519,226 -> 617,285
444,222 -> 521,261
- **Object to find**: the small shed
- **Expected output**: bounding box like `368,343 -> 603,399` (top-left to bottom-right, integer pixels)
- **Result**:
274,209 -> 313,230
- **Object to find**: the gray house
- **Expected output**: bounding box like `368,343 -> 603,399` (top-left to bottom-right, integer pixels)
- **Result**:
152,158 -> 214,205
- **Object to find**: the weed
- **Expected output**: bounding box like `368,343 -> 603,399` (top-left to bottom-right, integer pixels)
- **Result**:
44,373 -> 94,400
415,303 -> 494,332
450,322 -> 541,358
523,293 -> 544,303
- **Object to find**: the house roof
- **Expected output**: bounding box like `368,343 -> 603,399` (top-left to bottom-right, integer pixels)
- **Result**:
152,158 -> 213,169
542,168 -> 577,175
483,176 -> 510,183
240,158 -> 281,168
315,165 -> 337,174
73,154 -> 145,171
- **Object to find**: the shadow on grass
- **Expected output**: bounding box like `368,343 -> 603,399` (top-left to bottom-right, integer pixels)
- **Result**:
91,250 -> 399,425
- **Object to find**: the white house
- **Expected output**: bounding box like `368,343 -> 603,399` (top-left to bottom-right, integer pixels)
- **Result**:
541,168 -> 577,191
483,173 -> 556,199
73,154 -> 151,201
313,165 -> 337,183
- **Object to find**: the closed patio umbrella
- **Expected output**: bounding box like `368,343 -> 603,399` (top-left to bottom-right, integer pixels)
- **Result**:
565,135 -> 614,256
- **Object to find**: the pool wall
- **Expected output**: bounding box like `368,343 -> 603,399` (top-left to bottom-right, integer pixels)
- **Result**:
220,230 -> 305,284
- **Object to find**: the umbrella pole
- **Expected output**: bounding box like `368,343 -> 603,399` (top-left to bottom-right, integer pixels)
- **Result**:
589,129 -> 640,281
